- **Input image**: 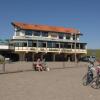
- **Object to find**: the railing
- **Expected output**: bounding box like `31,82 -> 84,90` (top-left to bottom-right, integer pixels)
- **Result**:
13,36 -> 79,42
15,47 -> 87,54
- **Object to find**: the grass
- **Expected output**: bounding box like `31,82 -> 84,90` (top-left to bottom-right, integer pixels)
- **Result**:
87,49 -> 100,59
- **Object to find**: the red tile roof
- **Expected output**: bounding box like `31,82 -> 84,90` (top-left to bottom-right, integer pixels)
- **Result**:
12,22 -> 80,34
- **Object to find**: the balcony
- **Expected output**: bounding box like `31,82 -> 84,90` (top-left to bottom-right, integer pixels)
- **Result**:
13,35 -> 80,43
14,47 -> 87,54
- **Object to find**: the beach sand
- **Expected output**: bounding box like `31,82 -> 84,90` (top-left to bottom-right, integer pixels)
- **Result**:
0,62 -> 100,100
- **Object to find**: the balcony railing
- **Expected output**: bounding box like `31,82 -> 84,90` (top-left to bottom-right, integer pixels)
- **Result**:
13,36 -> 79,42
15,47 -> 87,54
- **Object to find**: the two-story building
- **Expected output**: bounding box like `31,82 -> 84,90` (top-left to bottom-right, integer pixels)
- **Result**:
11,22 -> 87,61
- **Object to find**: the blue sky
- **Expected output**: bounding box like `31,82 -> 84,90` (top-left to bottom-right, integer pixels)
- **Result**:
0,0 -> 100,49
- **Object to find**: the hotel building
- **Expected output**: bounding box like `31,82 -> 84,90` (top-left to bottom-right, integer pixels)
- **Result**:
10,22 -> 87,61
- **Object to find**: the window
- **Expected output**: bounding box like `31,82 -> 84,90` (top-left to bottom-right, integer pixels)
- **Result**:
38,41 -> 46,47
67,44 -> 71,49
33,31 -> 41,36
33,42 -> 37,47
59,33 -> 64,39
15,42 -> 19,47
60,43 -> 64,48
80,44 -> 85,49
67,43 -> 71,48
64,43 -> 68,48
73,35 -> 78,40
66,34 -> 71,39
47,42 -> 52,48
16,30 -> 20,36
42,43 -> 46,47
22,42 -> 27,47
73,35 -> 75,40
72,43 -> 79,49
52,42 -> 59,48
18,42 -> 23,47
50,33 -> 57,38
42,32 -> 48,37
38,42 -> 41,47
76,43 -> 79,49
72,43 -> 75,49
25,30 -> 33,36
28,40 -> 33,47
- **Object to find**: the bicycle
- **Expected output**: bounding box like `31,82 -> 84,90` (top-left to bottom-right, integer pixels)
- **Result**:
90,75 -> 100,89
91,66 -> 100,89
82,70 -> 93,86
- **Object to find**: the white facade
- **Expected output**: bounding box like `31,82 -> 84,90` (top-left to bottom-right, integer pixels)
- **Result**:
11,22 -> 87,61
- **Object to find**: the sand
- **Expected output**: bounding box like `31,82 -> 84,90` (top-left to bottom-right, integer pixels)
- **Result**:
0,62 -> 100,100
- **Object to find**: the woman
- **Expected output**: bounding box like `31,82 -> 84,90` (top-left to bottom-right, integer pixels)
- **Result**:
36,58 -> 43,71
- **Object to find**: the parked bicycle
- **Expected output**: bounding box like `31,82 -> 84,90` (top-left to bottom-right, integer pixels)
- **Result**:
82,60 -> 94,86
91,64 -> 100,89
82,70 -> 94,86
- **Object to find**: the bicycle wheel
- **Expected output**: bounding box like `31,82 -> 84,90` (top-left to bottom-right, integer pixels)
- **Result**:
91,77 -> 100,89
